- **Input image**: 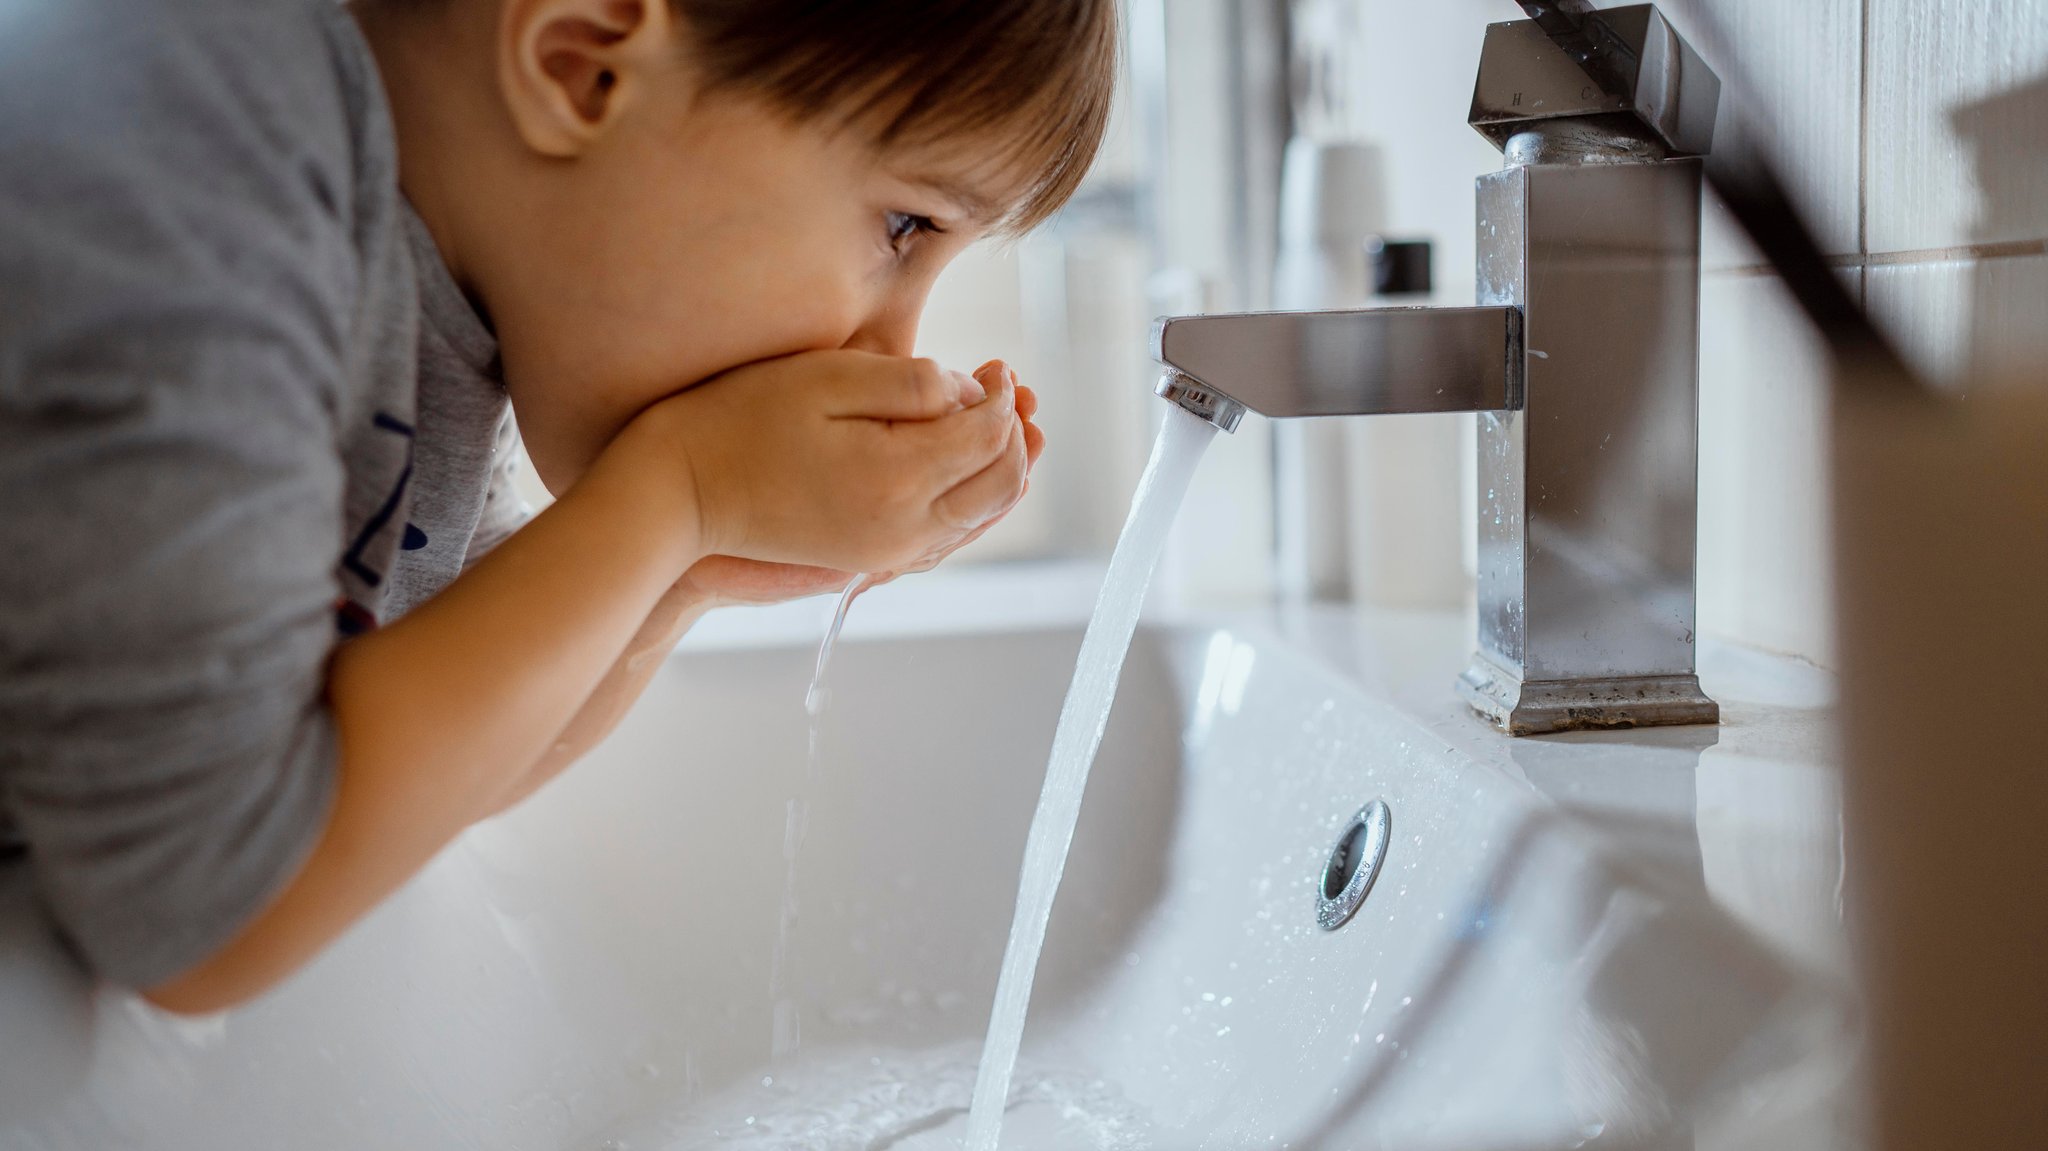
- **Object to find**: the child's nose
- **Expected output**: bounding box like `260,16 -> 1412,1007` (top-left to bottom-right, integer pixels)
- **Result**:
837,296 -> 924,359
838,319 -> 916,358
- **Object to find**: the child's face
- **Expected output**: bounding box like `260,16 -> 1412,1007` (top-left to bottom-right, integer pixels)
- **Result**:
475,79 -> 1021,496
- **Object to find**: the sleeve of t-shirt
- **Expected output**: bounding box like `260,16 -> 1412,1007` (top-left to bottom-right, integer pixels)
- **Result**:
465,407 -> 536,566
0,3 -> 361,990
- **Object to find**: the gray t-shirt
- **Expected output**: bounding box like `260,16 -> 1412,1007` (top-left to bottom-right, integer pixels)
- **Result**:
0,0 -> 526,988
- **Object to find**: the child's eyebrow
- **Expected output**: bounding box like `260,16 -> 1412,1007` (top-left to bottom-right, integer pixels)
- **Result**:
912,176 -> 1006,226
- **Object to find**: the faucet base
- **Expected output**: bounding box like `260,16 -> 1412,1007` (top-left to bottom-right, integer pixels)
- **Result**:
1457,655 -> 1720,736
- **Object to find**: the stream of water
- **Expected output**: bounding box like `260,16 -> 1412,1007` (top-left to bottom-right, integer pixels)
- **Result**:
964,407 -> 1217,1149
771,574 -> 868,1057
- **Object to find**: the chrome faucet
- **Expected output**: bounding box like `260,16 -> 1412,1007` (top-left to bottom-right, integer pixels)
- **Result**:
1155,4 -> 1721,736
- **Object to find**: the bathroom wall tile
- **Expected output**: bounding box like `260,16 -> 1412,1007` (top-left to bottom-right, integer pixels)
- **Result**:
1696,271 -> 1838,666
1866,254 -> 2048,391
1700,193 -> 1765,275
1691,251 -> 2047,667
1661,0 -> 1865,266
1864,259 -> 1975,387
1867,0 -> 2048,253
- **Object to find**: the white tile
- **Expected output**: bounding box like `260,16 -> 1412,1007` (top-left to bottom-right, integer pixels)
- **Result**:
1701,191 -> 1765,274
1866,254 -> 2048,391
1864,259 -> 1975,386
1867,0 -> 2048,253
1661,0 -> 1865,265
1696,271 -> 1838,666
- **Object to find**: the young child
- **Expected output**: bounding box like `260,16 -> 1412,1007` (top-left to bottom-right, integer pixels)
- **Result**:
0,0 -> 1114,1015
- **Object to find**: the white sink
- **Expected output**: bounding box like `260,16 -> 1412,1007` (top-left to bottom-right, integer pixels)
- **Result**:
2,577 -> 1852,1150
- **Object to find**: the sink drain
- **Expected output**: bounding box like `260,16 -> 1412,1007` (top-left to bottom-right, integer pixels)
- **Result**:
1316,798 -> 1392,931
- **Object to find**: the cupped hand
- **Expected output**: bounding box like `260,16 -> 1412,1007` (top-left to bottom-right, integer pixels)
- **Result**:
651,358 -> 1043,608
674,555 -> 862,608
875,359 -> 1043,578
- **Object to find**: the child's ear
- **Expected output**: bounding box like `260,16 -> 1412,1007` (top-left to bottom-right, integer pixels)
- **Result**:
498,0 -> 673,157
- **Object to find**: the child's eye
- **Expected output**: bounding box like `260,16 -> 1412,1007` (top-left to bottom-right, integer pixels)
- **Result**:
884,211 -> 941,253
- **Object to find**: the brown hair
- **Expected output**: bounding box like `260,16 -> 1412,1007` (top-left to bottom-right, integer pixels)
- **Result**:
675,0 -> 1119,233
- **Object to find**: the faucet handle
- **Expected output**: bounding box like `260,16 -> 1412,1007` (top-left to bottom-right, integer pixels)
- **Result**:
1468,2 -> 1719,157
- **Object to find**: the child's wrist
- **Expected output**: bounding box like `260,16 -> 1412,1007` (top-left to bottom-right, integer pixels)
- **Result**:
578,414 -> 714,576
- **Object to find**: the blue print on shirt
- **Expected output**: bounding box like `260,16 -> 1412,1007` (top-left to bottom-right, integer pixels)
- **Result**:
341,411 -> 415,587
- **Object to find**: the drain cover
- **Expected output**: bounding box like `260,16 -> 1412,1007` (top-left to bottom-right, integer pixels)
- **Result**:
1316,798 -> 1392,931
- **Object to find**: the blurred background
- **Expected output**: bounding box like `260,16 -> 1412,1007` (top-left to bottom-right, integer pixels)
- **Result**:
889,0 -> 2047,674
509,0 -> 2046,670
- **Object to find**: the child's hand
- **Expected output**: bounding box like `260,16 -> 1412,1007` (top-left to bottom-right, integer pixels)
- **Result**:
620,351 -> 1033,577
872,359 -> 1043,576
674,556 -> 859,607
667,360 -> 1043,606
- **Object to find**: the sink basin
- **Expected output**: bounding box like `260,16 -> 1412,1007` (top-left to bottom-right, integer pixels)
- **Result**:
1,583 -> 1851,1150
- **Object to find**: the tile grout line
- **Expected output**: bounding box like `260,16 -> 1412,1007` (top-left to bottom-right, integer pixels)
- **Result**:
1856,0 -> 1873,305
1709,237 -> 2048,279
1856,238 -> 2048,265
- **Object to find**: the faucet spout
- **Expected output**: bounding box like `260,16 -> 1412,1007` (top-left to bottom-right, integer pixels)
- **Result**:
1151,306 -> 1521,421
1155,369 -> 1248,433
1137,3 -> 1722,738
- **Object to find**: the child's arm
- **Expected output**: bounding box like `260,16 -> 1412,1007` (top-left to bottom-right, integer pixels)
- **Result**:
481,573 -> 712,816
142,352 -> 1027,1013
481,366 -> 1043,818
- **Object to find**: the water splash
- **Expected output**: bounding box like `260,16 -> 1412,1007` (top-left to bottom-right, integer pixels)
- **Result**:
966,408 -> 1218,1149
608,1043 -> 1150,1150
771,574 -> 867,1057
